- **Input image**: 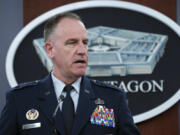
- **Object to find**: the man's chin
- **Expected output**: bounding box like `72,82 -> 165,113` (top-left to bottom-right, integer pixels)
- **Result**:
74,70 -> 86,77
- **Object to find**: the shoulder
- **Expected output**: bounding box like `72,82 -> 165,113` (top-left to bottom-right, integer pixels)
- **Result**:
90,79 -> 123,93
10,80 -> 40,93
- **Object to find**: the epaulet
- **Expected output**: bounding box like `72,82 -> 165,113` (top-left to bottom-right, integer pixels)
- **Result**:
12,80 -> 40,91
91,79 -> 120,91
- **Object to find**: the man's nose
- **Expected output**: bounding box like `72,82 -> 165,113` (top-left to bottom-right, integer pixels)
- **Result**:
77,43 -> 88,55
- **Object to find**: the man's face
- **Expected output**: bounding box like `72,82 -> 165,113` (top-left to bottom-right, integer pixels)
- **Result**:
45,17 -> 88,80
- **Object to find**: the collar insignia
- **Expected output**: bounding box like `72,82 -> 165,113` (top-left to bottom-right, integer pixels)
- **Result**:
84,89 -> 90,94
45,91 -> 50,95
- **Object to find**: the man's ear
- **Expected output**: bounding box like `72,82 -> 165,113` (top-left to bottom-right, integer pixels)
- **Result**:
44,41 -> 54,58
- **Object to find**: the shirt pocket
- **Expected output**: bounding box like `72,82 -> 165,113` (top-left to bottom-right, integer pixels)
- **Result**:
83,123 -> 117,135
103,126 -> 117,135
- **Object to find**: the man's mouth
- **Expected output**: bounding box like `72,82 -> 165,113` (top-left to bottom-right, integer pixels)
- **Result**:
74,60 -> 86,64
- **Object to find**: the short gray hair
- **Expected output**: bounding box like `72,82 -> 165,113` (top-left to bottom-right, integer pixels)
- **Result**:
44,12 -> 82,42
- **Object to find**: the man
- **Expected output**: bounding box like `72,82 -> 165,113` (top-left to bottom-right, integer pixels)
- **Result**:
0,12 -> 141,135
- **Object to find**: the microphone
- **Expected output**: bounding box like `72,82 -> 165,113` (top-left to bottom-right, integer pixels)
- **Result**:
52,95 -> 65,135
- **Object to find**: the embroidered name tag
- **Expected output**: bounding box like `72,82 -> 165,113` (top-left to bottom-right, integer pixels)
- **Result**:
90,105 -> 115,127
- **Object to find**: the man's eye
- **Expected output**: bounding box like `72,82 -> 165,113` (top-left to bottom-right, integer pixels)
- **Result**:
69,42 -> 76,44
83,41 -> 89,46
69,41 -> 76,44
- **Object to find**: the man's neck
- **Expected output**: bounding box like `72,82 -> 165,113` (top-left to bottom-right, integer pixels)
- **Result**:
52,71 -> 79,85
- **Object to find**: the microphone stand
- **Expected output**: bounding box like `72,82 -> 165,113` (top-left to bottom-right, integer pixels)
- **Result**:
52,95 -> 64,135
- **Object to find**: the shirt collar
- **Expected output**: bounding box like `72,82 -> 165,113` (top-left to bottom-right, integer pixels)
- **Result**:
51,73 -> 81,97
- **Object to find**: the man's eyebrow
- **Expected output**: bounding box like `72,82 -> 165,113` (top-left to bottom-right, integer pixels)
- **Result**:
65,38 -> 88,43
83,38 -> 88,41
67,38 -> 78,41
65,38 -> 78,43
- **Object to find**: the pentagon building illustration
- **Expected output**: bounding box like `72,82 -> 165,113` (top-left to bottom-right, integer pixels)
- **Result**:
33,26 -> 168,77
